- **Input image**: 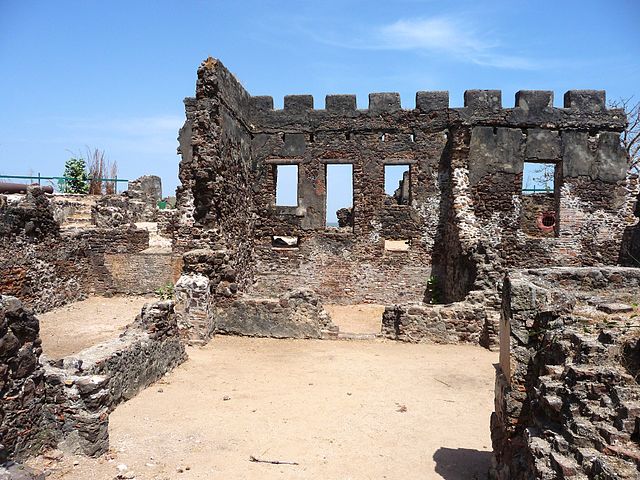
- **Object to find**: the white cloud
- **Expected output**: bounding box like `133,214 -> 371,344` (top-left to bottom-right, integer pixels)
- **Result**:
380,18 -> 539,69
312,16 -> 539,70
380,18 -> 487,54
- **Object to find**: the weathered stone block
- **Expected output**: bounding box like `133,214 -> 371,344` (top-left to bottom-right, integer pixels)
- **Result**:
251,95 -> 274,111
325,94 -> 356,113
563,90 -> 606,112
368,92 -> 401,113
515,90 -> 554,111
464,90 -> 502,111
415,91 -> 448,112
284,95 -> 313,112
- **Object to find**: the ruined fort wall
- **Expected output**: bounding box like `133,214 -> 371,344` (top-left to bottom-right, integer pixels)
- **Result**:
246,92 -> 448,304
174,59 -> 637,340
0,189 -> 179,313
175,59 -> 256,301
246,87 -> 634,305
491,268 -> 640,479
427,91 -> 636,303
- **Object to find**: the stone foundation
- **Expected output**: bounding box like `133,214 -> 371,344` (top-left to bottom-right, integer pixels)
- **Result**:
214,289 -> 334,339
382,301 -> 486,345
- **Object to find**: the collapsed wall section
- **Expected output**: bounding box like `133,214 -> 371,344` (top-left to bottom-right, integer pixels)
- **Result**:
0,295 -> 186,463
492,268 -> 640,479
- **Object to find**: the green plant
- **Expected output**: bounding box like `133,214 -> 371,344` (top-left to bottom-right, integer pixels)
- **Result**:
426,275 -> 440,304
62,157 -> 89,193
155,283 -> 175,300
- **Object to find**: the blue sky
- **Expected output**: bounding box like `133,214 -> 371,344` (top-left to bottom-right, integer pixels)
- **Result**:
1,0 -> 638,199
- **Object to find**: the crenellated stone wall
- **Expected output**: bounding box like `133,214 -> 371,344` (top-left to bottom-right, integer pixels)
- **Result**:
174,58 -> 638,314
173,57 -> 638,342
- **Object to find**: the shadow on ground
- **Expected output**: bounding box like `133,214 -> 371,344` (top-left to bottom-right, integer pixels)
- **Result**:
433,447 -> 492,479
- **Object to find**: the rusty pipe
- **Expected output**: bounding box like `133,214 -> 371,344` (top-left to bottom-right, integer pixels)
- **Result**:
0,182 -> 54,194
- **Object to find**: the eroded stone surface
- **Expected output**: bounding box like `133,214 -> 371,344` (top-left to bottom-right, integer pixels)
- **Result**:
492,268 -> 640,479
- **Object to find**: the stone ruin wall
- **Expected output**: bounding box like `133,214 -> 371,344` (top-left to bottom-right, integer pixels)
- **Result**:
0,180 -> 180,314
173,58 -> 638,343
492,268 -> 640,478
0,295 -> 186,463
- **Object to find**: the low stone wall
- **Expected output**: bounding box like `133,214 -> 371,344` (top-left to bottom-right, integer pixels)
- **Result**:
1,296 -> 186,463
382,301 -> 487,345
491,268 -> 640,479
103,252 -> 182,295
213,289 -> 334,339
520,266 -> 640,303
0,296 -> 47,463
43,300 -> 187,456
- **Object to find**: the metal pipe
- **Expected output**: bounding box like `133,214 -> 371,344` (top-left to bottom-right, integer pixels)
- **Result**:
0,182 -> 54,194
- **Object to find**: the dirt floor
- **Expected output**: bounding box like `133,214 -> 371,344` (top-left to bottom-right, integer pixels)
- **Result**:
37,295 -> 152,359
324,304 -> 385,334
30,336 -> 498,480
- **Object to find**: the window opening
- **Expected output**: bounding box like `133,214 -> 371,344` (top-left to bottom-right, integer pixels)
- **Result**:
521,161 -> 559,237
522,162 -> 555,194
275,164 -> 298,206
384,164 -> 410,205
272,236 -> 299,248
326,164 -> 353,229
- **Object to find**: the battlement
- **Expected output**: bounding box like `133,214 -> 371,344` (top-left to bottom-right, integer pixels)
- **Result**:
249,89 -> 615,114
191,57 -> 626,132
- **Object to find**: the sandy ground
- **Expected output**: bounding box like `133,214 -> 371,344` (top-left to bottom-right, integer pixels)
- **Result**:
31,336 -> 498,480
38,296 -> 152,359
324,304 -> 385,334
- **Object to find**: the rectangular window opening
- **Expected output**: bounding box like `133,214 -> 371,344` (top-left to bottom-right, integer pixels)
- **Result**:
384,164 -> 410,205
272,235 -> 299,249
521,161 -> 559,237
275,164 -> 298,206
384,239 -> 410,252
326,164 -> 353,230
522,162 -> 555,194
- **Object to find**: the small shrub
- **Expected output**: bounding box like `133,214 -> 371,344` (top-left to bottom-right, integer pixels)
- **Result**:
62,158 -> 89,194
426,275 -> 440,304
155,283 -> 175,300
